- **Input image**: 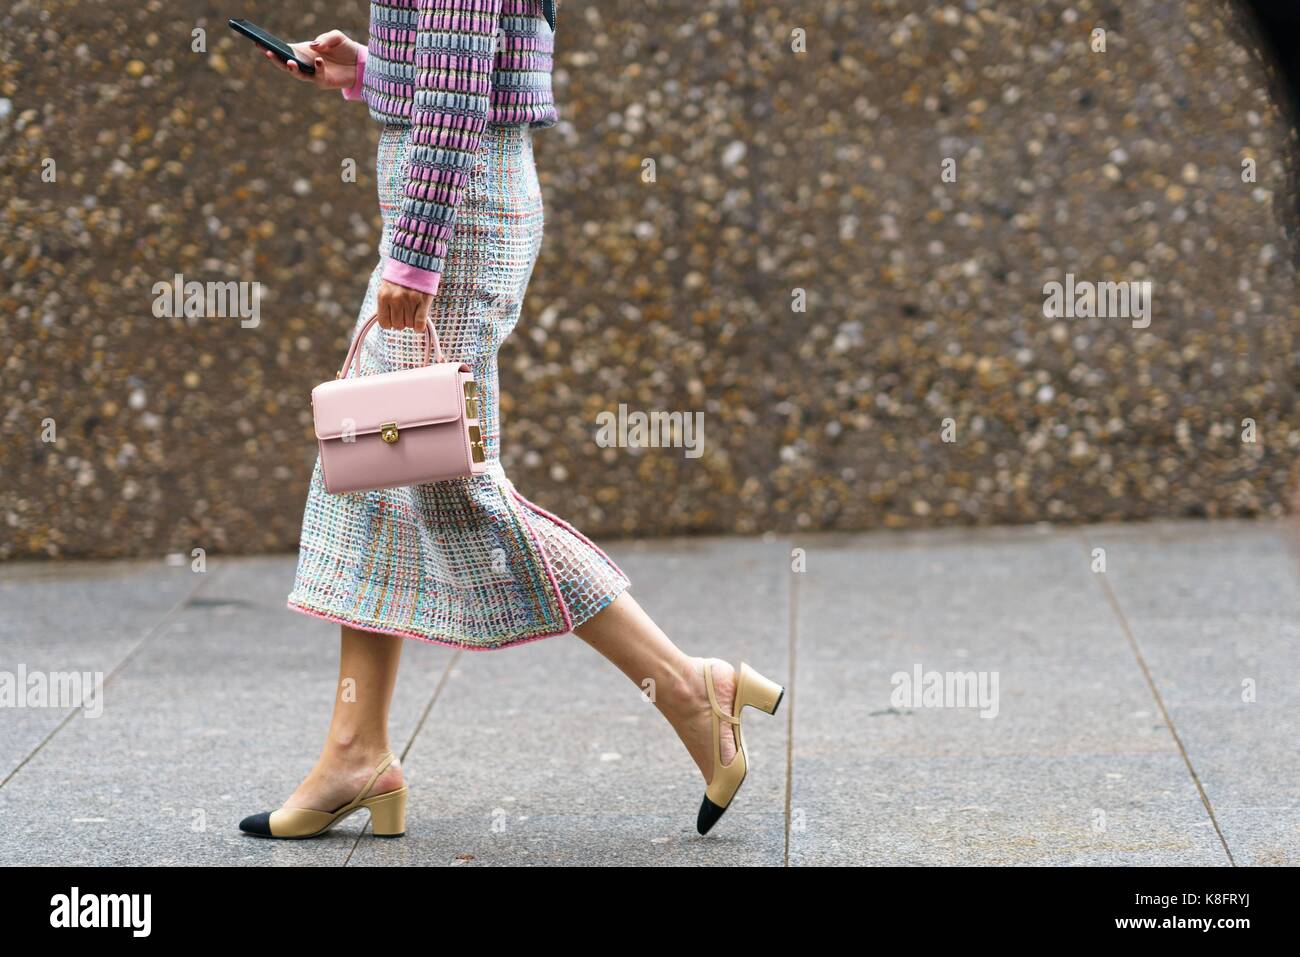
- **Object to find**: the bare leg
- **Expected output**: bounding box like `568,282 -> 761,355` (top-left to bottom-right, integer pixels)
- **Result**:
281,625 -> 406,811
574,592 -> 736,780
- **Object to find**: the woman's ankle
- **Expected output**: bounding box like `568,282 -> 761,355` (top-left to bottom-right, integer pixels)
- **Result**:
655,655 -> 708,721
321,731 -> 393,766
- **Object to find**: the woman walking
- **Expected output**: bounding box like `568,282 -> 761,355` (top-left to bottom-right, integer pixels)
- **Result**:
237,0 -> 783,842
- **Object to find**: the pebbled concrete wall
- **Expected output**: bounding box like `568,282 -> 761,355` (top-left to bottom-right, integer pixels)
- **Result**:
1,0 -> 1297,559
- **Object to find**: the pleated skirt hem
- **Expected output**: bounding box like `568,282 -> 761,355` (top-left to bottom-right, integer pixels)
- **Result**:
287,480 -> 631,651
285,580 -> 629,652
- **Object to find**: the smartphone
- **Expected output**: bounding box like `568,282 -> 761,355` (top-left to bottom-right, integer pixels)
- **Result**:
228,18 -> 316,74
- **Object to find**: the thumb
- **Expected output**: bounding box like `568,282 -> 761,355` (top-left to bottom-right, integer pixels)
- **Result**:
311,30 -> 346,50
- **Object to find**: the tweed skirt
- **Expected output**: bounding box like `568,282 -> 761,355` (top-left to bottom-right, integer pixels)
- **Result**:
287,123 -> 630,650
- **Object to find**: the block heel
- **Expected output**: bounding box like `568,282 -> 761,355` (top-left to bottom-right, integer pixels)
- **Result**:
737,662 -> 785,715
364,785 -> 408,837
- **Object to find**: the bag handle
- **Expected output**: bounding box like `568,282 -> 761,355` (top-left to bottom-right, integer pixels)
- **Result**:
336,313 -> 445,380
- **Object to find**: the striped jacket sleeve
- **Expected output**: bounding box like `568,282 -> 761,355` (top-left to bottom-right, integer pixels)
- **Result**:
382,0 -> 504,296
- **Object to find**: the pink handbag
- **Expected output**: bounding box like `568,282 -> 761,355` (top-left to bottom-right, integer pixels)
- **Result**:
311,314 -> 485,494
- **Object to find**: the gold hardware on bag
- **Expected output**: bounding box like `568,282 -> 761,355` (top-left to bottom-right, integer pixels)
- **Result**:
380,422 -> 400,445
463,380 -> 479,419
468,424 -> 485,463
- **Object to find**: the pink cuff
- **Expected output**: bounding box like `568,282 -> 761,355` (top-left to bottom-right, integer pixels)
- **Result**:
340,45 -> 367,100
382,257 -> 442,296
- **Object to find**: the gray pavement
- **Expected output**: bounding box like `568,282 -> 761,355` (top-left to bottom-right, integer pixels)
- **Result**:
1,520 -> 1297,866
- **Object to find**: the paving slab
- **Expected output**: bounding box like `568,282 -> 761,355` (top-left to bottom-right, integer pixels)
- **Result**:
1080,521 -> 1300,866
0,559 -> 200,778
793,753 -> 1225,866
789,524 -> 1226,865
0,556 -> 453,866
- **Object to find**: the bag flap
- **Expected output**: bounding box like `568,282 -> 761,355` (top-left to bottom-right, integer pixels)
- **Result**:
312,362 -> 469,440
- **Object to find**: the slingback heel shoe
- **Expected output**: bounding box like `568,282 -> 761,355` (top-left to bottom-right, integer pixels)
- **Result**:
238,751 -> 408,840
696,661 -> 785,835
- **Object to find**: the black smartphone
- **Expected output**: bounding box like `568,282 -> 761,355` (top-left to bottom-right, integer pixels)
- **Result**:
228,18 -> 316,74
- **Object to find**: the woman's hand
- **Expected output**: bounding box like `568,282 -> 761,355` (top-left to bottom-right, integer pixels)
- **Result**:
377,280 -> 434,332
260,30 -> 360,91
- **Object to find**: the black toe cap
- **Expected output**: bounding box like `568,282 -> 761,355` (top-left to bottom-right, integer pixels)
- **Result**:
239,811 -> 273,836
696,795 -> 728,835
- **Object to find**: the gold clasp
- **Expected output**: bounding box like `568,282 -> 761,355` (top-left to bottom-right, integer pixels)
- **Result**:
380,422 -> 400,445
